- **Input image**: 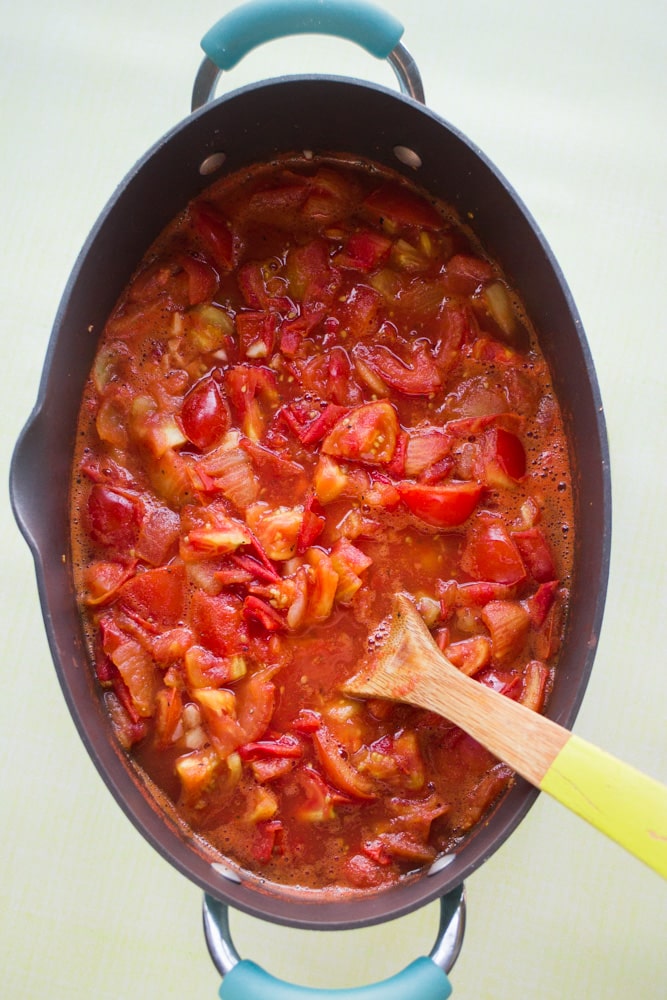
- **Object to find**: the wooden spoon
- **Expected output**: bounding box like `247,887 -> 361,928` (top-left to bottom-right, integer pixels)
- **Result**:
344,593 -> 667,879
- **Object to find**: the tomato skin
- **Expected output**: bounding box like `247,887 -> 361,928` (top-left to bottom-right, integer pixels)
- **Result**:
238,734 -> 302,761
243,595 -> 286,632
180,376 -> 230,450
461,516 -> 527,585
397,481 -> 482,527
87,484 -> 142,551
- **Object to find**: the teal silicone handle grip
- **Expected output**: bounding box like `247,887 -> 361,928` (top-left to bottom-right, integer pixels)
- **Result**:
219,957 -> 452,999
201,0 -> 404,70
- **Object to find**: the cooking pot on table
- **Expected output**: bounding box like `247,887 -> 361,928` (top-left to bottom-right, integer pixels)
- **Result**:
9,1 -> 611,996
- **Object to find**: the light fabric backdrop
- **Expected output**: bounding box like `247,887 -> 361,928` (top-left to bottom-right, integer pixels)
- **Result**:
2,1 -> 665,996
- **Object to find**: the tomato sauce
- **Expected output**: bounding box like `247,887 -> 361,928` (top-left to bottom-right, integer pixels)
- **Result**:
70,155 -> 573,892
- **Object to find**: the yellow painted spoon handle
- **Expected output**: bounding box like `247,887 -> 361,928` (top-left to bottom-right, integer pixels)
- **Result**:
540,733 -> 667,878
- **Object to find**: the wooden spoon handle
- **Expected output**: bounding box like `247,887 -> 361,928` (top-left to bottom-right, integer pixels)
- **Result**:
415,651 -> 667,878
345,594 -> 667,878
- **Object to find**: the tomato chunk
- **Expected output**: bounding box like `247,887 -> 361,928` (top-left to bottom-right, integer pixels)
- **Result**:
118,564 -> 187,628
322,400 -> 399,465
190,200 -> 237,271
87,484 -> 142,551
181,375 -> 230,450
362,183 -> 443,230
461,516 -> 527,585
398,481 -> 482,527
353,342 -> 441,396
512,527 -> 556,582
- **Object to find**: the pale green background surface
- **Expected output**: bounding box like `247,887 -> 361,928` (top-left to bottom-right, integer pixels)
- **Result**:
2,0 -> 665,996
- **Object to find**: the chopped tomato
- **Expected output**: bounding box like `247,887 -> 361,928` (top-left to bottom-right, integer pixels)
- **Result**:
334,230 -> 392,271
181,375 -> 230,450
194,688 -> 246,759
224,364 -> 279,440
481,599 -> 531,664
238,734 -> 302,761
189,200 -> 237,271
476,669 -> 523,701
286,239 -> 340,305
237,260 -> 292,313
342,284 -> 383,340
321,400 -> 398,465
293,767 -> 340,823
108,634 -> 159,718
312,725 -> 376,800
362,182 -> 443,230
87,484 -> 142,552
480,427 -> 526,486
397,481 -> 482,527
177,252 -> 219,305
445,636 -> 492,677
243,595 -> 286,632
117,565 -> 186,628
329,537 -> 372,603
236,311 -> 279,360
301,166 -> 356,223
296,491 -> 326,554
295,347 -> 358,406
154,687 -> 183,748
82,561 -> 135,606
234,667 -> 278,742
404,427 -> 451,478
444,253 -> 495,295
461,515 -> 527,585
353,342 -> 441,396
523,579 -> 559,628
190,591 -> 249,657
135,504 -> 180,566
175,747 -> 221,808
512,527 -> 557,582
282,400 -> 349,446
251,819 -> 285,862
184,645 -> 233,689
305,547 -> 339,621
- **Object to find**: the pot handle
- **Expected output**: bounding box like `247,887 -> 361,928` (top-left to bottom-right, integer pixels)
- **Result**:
217,959 -> 450,999
192,0 -> 425,110
203,884 -> 465,999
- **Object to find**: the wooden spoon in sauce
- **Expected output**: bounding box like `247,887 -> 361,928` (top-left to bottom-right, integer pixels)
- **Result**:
344,593 -> 667,879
